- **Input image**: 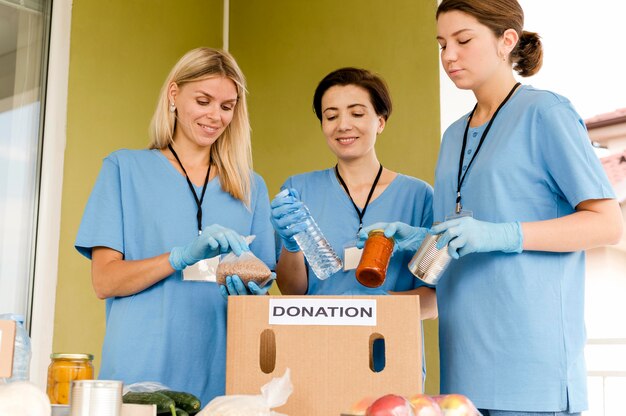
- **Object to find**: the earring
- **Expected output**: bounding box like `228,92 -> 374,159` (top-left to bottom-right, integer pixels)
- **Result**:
169,102 -> 176,113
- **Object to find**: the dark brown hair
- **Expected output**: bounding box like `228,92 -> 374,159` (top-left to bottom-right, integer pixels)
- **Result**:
437,0 -> 542,77
313,67 -> 392,122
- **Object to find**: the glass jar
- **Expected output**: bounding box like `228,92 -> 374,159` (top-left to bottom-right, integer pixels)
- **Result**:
356,229 -> 394,288
46,353 -> 94,404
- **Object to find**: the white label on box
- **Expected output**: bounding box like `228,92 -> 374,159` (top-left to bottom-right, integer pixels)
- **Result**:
269,298 -> 376,326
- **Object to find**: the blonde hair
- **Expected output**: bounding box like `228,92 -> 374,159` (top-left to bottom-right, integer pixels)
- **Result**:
149,47 -> 253,206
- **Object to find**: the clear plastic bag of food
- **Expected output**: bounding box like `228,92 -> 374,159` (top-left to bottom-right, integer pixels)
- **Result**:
198,368 -> 292,416
216,238 -> 272,287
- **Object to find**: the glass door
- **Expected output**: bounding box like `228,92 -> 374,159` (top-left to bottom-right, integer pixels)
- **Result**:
0,0 -> 52,329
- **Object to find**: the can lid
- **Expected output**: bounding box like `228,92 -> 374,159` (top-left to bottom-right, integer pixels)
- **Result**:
50,353 -> 94,360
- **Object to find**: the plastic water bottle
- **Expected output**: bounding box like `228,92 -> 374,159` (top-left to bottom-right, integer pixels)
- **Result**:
0,313 -> 31,383
278,189 -> 343,280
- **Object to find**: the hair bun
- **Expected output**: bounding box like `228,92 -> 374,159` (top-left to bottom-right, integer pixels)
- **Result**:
512,31 -> 543,77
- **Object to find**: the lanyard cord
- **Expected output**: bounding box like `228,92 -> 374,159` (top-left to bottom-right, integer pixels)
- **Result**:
335,163 -> 384,233
456,82 -> 521,214
168,144 -> 211,235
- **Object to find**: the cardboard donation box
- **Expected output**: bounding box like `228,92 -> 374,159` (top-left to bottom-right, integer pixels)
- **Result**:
225,295 -> 422,415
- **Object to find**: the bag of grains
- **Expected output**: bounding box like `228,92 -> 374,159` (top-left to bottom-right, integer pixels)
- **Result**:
216,250 -> 272,287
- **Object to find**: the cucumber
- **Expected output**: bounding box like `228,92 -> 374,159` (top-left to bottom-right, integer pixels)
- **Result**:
122,392 -> 176,416
175,408 -> 189,416
157,390 -> 201,414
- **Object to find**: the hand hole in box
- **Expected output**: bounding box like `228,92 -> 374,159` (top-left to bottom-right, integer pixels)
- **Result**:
369,333 -> 386,373
259,328 -> 276,374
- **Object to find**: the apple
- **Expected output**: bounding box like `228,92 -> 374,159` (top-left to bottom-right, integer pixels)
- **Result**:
438,394 -> 479,416
348,396 -> 377,415
408,394 -> 443,416
366,394 -> 415,416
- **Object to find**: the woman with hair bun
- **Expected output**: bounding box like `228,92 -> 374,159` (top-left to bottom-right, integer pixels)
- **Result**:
361,0 -> 622,414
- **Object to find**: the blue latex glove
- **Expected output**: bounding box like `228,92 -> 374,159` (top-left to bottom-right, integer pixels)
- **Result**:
219,273 -> 275,298
270,188 -> 308,252
430,216 -> 523,259
357,222 -> 429,254
169,224 -> 249,271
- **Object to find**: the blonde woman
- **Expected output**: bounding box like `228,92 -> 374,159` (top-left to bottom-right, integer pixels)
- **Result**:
75,47 -> 275,405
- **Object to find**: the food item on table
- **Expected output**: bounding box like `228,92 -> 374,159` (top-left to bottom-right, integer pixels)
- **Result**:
438,394 -> 479,416
407,394 -> 443,416
216,255 -> 272,286
158,390 -> 202,414
122,391 -> 176,416
46,353 -> 94,404
175,408 -> 190,416
347,396 -> 378,415
365,394 -> 415,416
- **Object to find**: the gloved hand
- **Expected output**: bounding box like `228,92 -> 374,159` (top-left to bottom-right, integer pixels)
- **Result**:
357,222 -> 430,254
219,273 -> 275,298
430,216 -> 523,259
169,224 -> 249,271
270,188 -> 308,253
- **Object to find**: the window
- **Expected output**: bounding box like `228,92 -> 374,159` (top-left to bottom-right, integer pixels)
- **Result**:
0,0 -> 52,327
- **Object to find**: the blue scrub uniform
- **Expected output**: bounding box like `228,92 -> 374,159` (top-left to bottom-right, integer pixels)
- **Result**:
433,85 -> 615,412
281,169 -> 433,294
75,149 -> 275,406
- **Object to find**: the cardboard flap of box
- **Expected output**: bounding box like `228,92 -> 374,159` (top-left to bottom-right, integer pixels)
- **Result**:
226,295 -> 422,415
0,319 -> 17,378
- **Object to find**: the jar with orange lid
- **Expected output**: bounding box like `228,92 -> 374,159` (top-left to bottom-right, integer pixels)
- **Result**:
356,229 -> 394,288
46,353 -> 94,404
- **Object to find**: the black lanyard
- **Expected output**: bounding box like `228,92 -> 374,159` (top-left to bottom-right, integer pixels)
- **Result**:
455,82 -> 521,214
335,163 -> 383,233
168,144 -> 211,235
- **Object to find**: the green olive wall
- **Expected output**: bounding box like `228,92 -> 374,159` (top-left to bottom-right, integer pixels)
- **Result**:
55,0 -> 223,372
56,0 -> 441,396
229,0 -> 441,393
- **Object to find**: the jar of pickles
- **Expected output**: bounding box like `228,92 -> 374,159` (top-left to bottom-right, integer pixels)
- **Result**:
356,229 -> 394,288
46,353 -> 94,404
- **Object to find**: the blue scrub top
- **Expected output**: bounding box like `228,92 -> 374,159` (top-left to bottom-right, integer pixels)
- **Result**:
433,85 -> 615,412
282,168 -> 434,294
75,149 -> 276,406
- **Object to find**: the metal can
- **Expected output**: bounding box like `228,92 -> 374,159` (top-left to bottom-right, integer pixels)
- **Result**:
356,229 -> 394,288
47,353 -> 94,404
70,380 -> 123,416
408,226 -> 452,285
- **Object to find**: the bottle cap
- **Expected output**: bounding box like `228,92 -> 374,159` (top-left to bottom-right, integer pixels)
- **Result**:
51,353 -> 94,360
369,229 -> 394,242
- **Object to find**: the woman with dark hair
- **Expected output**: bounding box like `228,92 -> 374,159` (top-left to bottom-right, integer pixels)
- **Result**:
270,67 -> 437,315
361,0 -> 623,414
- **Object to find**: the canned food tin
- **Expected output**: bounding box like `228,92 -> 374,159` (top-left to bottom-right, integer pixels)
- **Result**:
47,353 -> 94,404
408,230 -> 452,285
70,380 -> 123,416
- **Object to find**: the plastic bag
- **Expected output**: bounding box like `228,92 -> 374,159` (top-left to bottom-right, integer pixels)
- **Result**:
0,381 -> 51,416
216,251 -> 272,287
122,381 -> 169,395
198,368 -> 292,416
